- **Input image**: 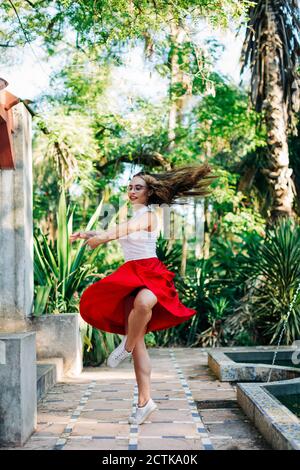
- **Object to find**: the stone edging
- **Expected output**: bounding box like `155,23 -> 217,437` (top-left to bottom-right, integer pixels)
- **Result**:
208,346 -> 300,382
237,378 -> 300,450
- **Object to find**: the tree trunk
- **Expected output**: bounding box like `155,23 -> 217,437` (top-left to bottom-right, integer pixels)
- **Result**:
203,198 -> 211,259
261,8 -> 296,223
167,19 -> 186,153
194,198 -> 204,259
180,213 -> 188,276
167,18 -> 191,271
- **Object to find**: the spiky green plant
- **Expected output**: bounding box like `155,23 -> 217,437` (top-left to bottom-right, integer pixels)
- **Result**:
193,297 -> 229,347
156,233 -> 182,272
227,218 -> 300,345
153,257 -> 213,347
82,324 -> 118,366
33,189 -> 127,366
33,189 -> 105,315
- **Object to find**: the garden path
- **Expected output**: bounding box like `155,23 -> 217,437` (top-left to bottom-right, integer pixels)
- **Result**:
9,348 -> 270,450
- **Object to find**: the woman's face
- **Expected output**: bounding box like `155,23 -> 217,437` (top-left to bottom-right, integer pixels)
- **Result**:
127,176 -> 152,206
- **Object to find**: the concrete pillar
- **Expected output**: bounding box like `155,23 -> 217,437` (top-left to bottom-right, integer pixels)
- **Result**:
0,101 -> 36,446
0,333 -> 37,446
0,102 -> 33,332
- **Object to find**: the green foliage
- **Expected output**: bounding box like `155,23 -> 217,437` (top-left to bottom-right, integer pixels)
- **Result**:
163,78 -> 263,170
208,168 -> 266,243
24,4 -> 264,233
194,297 -> 229,347
161,226 -> 267,348
144,332 -> 156,347
226,218 -> 300,345
153,258 -> 213,347
156,234 -> 182,272
233,330 -> 257,346
33,189 -> 105,315
194,77 -> 266,162
0,1 -> 252,57
83,325 -> 119,366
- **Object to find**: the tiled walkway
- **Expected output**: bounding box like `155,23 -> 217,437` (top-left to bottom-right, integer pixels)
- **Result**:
7,348 -> 270,450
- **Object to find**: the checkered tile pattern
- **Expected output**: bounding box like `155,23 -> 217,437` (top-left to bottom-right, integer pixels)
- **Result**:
169,350 -> 213,450
3,348 -> 270,450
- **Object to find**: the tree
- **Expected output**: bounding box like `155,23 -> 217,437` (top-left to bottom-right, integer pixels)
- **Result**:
240,0 -> 300,223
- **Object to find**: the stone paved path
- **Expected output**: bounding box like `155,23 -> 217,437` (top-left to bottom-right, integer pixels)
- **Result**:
6,348 -> 271,450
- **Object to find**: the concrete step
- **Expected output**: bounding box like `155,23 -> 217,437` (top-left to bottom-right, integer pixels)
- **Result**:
36,357 -> 64,402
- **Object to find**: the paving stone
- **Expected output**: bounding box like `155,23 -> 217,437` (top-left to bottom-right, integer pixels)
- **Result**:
188,382 -> 234,389
38,401 -> 78,412
79,409 -> 130,418
14,438 -> 58,450
153,391 -> 186,399
72,422 -> 129,437
192,391 -> 236,400
37,412 -> 72,422
150,410 -> 193,422
206,420 -> 259,439
138,423 -> 198,437
34,422 -> 69,435
210,437 -> 271,450
84,399 -> 131,408
154,399 -> 189,407
138,437 -> 204,450
63,439 -> 129,450
200,409 -> 245,422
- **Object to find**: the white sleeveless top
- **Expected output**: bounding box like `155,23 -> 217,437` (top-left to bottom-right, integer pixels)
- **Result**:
118,205 -> 158,262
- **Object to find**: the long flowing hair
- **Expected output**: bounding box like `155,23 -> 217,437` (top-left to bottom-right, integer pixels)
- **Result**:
133,162 -> 217,206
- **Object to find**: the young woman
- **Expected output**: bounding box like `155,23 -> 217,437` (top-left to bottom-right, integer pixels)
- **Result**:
70,163 -> 216,425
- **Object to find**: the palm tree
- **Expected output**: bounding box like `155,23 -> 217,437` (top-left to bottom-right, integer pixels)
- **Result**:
240,0 -> 300,223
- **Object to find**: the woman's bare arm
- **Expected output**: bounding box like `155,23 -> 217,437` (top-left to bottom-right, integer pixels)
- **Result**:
97,211 -> 157,243
70,211 -> 157,248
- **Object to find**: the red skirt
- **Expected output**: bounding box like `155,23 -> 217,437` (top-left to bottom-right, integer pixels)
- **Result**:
79,257 -> 197,335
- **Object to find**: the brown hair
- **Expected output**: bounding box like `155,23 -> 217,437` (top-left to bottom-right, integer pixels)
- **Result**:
133,162 -> 217,206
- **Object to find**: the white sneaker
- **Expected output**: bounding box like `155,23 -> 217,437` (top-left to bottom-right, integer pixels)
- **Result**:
107,335 -> 132,368
128,398 -> 158,425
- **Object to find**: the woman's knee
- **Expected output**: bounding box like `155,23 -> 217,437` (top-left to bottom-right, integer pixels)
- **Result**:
133,288 -> 158,312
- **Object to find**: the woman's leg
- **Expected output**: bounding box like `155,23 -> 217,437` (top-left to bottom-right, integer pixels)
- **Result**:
125,287 -> 158,353
124,290 -> 156,407
132,338 -> 152,407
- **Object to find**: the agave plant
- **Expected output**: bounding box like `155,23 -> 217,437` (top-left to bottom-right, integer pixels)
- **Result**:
153,257 -> 214,347
229,218 -> 300,345
156,233 -> 182,272
224,277 -> 261,346
193,297 -> 230,348
34,190 -> 125,365
82,323 -> 118,366
33,189 -> 106,315
177,231 -> 266,347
